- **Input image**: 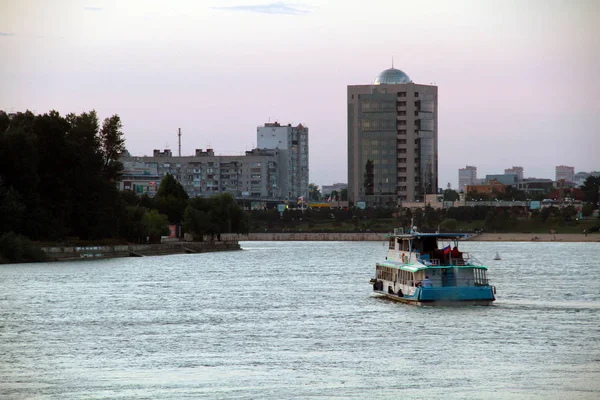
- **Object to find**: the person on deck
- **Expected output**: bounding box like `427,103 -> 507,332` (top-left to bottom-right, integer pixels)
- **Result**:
451,246 -> 462,259
423,276 -> 432,287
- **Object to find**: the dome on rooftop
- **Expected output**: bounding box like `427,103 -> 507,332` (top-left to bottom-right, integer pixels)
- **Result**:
374,67 -> 411,85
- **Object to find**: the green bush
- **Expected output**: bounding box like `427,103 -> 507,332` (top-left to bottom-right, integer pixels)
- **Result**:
0,232 -> 46,264
440,218 -> 458,232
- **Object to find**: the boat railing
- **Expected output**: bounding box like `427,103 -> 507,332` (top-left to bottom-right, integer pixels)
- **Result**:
462,252 -> 484,266
451,257 -> 466,266
420,258 -> 440,266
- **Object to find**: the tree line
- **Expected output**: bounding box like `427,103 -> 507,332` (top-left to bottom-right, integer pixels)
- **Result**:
0,110 -> 248,263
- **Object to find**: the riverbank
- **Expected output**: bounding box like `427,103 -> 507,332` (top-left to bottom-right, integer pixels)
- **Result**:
42,240 -> 240,261
469,233 -> 600,242
241,232 -> 599,242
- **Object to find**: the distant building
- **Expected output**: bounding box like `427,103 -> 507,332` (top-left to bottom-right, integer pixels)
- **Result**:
321,183 -> 347,197
120,147 -> 282,199
458,165 -> 477,192
504,166 -> 524,181
515,178 -> 554,195
485,174 -> 518,186
465,180 -> 506,195
348,66 -> 438,205
120,160 -> 160,195
555,165 -> 575,182
257,122 -> 309,201
573,171 -> 600,187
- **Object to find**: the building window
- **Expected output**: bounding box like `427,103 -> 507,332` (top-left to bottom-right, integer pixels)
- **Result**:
398,139 -> 406,144
398,111 -> 406,116
398,129 -> 406,135
398,92 -> 406,97
415,92 -> 419,97
398,101 -> 406,106
398,167 -> 406,172
398,158 -> 407,163
398,120 -> 406,126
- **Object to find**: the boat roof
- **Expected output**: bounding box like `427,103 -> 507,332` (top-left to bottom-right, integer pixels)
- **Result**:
377,260 -> 488,273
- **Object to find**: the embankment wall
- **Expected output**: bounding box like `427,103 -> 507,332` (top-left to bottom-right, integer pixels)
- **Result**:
241,233 -> 387,241
42,240 -> 240,261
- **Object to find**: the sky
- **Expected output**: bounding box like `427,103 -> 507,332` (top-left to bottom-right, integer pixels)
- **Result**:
1,0 -> 599,190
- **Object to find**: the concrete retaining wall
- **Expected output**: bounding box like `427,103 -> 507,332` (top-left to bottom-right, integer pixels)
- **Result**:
241,232 -> 388,241
42,240 -> 241,261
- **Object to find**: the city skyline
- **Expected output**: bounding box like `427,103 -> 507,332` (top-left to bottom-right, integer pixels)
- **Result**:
1,0 -> 598,189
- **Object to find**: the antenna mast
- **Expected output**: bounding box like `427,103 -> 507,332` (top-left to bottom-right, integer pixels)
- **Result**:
178,128 -> 181,157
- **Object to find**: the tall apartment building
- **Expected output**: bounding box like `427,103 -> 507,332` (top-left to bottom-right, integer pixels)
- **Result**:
120,148 -> 281,199
348,66 -> 438,205
458,165 -> 477,192
257,122 -> 309,200
504,166 -> 524,181
555,165 -> 575,183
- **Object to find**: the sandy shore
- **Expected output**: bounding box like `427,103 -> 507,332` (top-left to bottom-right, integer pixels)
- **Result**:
470,233 -> 600,242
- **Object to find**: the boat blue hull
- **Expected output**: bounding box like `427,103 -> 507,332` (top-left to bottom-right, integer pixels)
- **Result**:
417,286 -> 495,302
374,286 -> 495,306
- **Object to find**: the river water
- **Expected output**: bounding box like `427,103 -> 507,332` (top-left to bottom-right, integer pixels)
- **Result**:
1,241 -> 599,399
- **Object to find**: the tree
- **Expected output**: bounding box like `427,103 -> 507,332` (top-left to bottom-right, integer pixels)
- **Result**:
119,205 -> 149,243
0,231 -> 46,264
308,183 -> 321,201
495,185 -> 527,201
582,203 -> 595,217
442,189 -> 460,202
0,186 -> 25,235
183,206 -> 210,240
440,218 -> 458,232
154,173 -> 189,224
65,110 -> 123,240
99,114 -> 126,183
142,209 -> 170,243
424,204 -> 441,229
184,193 -> 249,240
580,176 -> 600,206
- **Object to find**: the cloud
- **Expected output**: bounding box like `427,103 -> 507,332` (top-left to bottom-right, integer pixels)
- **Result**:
0,32 -> 16,36
84,7 -> 103,11
212,2 -> 311,15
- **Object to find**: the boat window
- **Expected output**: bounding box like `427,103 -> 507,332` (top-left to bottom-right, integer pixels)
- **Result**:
402,240 -> 410,251
473,268 -> 488,286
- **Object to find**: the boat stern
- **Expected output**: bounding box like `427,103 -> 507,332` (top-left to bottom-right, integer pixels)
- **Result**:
416,286 -> 495,303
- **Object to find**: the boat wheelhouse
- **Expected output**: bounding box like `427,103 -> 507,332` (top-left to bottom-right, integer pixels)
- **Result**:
371,229 -> 496,305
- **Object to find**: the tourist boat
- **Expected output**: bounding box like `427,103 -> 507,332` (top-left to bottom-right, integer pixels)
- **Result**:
371,228 -> 496,305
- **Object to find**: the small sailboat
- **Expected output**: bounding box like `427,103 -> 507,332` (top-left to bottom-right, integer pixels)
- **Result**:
493,252 -> 501,261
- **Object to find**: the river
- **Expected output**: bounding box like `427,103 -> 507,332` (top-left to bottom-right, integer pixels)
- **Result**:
1,241 -> 599,399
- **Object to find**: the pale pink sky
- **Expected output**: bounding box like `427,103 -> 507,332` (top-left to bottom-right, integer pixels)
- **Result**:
1,0 -> 598,189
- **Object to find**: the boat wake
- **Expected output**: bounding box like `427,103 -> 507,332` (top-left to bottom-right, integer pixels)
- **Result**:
495,299 -> 600,311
